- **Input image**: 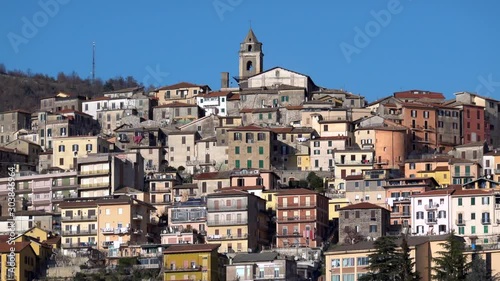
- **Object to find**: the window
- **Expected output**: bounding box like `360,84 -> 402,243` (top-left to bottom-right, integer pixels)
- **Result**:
416,211 -> 424,219
235,147 -> 240,154
72,144 -> 79,152
458,226 -> 464,235
411,110 -> 417,118
259,147 -> 264,155
482,197 -> 490,205
247,147 -> 252,153
357,257 -> 369,266
259,160 -> 264,169
247,160 -> 252,168
118,208 -> 123,215
58,145 -> 65,152
471,198 -> 475,206
105,209 -> 110,215
471,226 -> 476,234
314,141 -> 320,147
342,274 -> 355,281
331,275 -> 340,281
235,160 -> 240,168
471,213 -> 476,220
234,133 -> 242,140
369,225 -> 377,232
342,258 -> 354,267
331,259 -> 341,268
458,198 -> 462,206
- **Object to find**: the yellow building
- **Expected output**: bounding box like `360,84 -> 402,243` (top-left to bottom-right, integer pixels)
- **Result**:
59,195 -> 155,257
0,241 -> 37,281
52,136 -> 111,170
417,166 -> 451,186
163,243 -> 224,281
206,190 -> 269,253
154,82 -> 210,105
328,197 -> 350,220
324,234 -> 500,281
227,125 -> 272,170
261,190 -> 278,212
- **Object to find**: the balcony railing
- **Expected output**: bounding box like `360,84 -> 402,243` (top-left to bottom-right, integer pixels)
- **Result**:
335,160 -> 373,166
62,242 -> 97,248
276,232 -> 302,237
102,241 -> 129,248
456,219 -> 465,226
79,182 -> 110,188
276,202 -> 315,209
495,169 -> 500,174
62,229 -> 97,235
425,218 -> 437,224
424,203 -> 439,210
78,169 -> 110,176
61,215 -> 97,221
186,160 -> 216,166
277,216 -> 315,223
164,265 -> 203,272
206,234 -> 248,240
482,219 -> 491,225
207,219 -> 247,226
101,227 -> 131,234
208,205 -> 248,211
452,173 -> 474,177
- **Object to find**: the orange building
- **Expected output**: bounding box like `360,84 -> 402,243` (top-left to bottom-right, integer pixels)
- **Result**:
402,103 -> 438,154
373,126 -> 407,169
275,188 -> 329,248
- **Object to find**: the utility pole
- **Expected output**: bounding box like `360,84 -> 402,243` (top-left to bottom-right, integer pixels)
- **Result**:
91,42 -> 96,84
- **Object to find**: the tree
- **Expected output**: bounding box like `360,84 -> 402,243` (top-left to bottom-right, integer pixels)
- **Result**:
466,253 -> 500,281
343,226 -> 364,245
359,236 -> 400,281
306,172 -> 324,192
432,233 -> 470,281
400,235 -> 420,281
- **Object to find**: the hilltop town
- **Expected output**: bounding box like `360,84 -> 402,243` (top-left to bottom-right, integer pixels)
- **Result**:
1,29 -> 500,281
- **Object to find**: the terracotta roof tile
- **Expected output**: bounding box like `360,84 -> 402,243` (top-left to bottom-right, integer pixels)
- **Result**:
227,125 -> 269,132
277,188 -> 320,196
394,90 -> 445,100
163,243 -> 220,254
155,101 -> 197,108
339,202 -> 388,210
452,189 -> 494,196
194,172 -> 231,180
0,241 -> 32,253
156,82 -> 204,91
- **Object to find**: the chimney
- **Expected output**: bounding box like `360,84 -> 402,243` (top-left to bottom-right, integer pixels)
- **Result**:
221,72 -> 229,89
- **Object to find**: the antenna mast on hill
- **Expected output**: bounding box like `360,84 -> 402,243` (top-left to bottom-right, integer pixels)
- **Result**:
92,42 -> 96,84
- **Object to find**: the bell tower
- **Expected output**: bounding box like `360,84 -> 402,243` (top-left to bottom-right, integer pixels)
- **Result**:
238,28 -> 263,80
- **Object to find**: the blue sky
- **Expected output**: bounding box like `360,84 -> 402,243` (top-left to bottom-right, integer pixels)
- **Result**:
1,0 -> 499,102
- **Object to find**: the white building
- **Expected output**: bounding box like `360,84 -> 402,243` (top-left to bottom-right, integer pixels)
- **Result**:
196,91 -> 231,116
83,97 -> 133,120
411,189 -> 454,236
451,188 -> 500,246
483,150 -> 500,182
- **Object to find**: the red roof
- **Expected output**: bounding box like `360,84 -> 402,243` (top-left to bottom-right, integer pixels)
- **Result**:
394,90 -> 445,100
286,105 -> 303,110
316,136 -> 349,141
90,96 -> 110,101
227,125 -> 269,132
163,243 -> 220,254
345,175 -> 364,181
277,188 -> 319,196
227,94 -> 240,101
269,127 -> 294,134
339,202 -> 388,210
218,185 -> 265,191
194,172 -> 230,180
155,101 -> 197,108
453,189 -> 494,196
156,82 -> 203,91
200,91 -> 231,98
0,241 -> 32,253
412,188 -> 455,197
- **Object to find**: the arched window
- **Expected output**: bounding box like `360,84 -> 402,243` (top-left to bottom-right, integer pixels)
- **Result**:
275,70 -> 280,77
247,45 -> 252,52
246,61 -> 253,71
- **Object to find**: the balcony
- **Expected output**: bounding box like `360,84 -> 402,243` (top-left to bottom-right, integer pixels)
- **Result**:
335,160 -> 373,166
482,219 -> 491,225
62,242 -> 97,249
53,193 -> 78,200
61,215 -> 97,222
277,216 -> 315,223
186,160 -> 216,166
207,219 -> 247,226
206,234 -> 248,241
452,173 -> 474,178
133,214 -> 143,220
79,182 -> 110,189
101,227 -> 131,235
276,202 -> 315,209
495,169 -> 500,174
164,265 -> 203,272
62,229 -> 97,236
496,204 -> 500,210
425,218 -> 437,224
209,205 -> 248,212
277,231 -> 302,237
424,203 -> 439,210
102,241 -> 129,248
456,219 -> 466,226
78,169 -> 110,176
